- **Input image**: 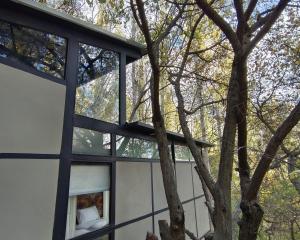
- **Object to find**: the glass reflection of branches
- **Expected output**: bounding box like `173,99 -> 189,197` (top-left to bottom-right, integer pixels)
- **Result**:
116,135 -> 159,159
72,127 -> 111,156
75,43 -> 119,123
0,20 -> 67,79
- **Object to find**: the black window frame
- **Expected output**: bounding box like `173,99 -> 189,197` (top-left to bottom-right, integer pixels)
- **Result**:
75,41 -> 121,125
0,17 -> 68,85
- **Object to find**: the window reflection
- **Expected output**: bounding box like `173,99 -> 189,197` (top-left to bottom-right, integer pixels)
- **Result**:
175,145 -> 193,161
75,43 -> 119,123
72,127 -> 111,156
0,19 -> 67,78
116,135 -> 159,159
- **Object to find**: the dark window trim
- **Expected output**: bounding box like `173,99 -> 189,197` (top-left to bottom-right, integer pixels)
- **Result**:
74,114 -> 163,143
0,153 -> 60,159
76,42 -> 121,124
0,10 -> 72,85
0,4 -> 142,60
0,6 -> 142,86
0,16 -> 68,82
53,37 -> 79,240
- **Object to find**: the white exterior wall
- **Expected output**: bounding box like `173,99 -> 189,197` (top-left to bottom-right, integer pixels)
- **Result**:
0,63 -> 65,239
192,162 -> 204,196
176,162 -> 194,201
115,162 -> 152,224
0,63 -> 65,154
196,197 -> 211,237
0,159 -> 59,240
115,217 -> 152,240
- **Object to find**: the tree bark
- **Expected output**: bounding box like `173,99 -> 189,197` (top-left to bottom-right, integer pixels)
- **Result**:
238,201 -> 264,240
130,1 -> 186,239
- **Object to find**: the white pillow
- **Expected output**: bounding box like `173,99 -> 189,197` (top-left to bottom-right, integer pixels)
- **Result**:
77,206 -> 100,225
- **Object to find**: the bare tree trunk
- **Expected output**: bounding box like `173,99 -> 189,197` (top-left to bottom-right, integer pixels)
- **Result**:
212,57 -> 245,240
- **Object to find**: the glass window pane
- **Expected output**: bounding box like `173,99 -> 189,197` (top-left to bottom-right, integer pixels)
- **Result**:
175,145 -> 192,161
0,20 -> 67,79
116,135 -> 159,159
75,43 -> 119,123
66,164 -> 110,239
72,127 -> 111,155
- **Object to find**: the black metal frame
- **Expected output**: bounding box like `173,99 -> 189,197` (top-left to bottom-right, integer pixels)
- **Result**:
0,1 -> 212,240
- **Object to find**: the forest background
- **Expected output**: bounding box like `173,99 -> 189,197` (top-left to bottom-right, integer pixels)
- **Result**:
35,0 -> 299,239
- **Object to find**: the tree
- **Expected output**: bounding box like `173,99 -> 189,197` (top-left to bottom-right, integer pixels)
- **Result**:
130,1 -> 189,239
130,0 -> 300,239
175,0 -> 300,239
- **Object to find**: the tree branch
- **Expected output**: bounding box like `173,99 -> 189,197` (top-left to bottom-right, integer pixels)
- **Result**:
195,0 -> 240,51
185,99 -> 225,115
245,0 -> 290,55
244,0 -> 258,20
155,1 -> 188,45
247,101 -> 300,201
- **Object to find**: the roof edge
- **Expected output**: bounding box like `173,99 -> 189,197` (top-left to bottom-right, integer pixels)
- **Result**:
8,0 -> 146,52
125,122 -> 214,148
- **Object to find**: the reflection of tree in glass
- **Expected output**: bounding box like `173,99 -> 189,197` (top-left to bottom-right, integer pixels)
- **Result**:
0,20 -> 66,78
72,128 -> 110,155
75,44 -> 119,123
116,135 -> 159,159
175,145 -> 192,161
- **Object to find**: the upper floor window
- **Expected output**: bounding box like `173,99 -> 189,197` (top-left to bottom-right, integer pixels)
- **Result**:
175,145 -> 193,161
116,135 -> 159,159
72,127 -> 111,156
0,19 -> 67,79
75,43 -> 119,124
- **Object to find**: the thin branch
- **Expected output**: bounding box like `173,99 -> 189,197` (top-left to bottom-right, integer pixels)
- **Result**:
195,0 -> 240,51
244,0 -> 258,20
247,101 -> 300,201
185,99 -> 225,115
155,1 -> 188,45
245,0 -> 290,55
188,37 -> 226,55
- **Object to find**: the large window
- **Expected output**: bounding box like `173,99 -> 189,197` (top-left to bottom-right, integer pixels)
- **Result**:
66,164 -> 110,239
75,43 -> 119,123
0,19 -> 67,79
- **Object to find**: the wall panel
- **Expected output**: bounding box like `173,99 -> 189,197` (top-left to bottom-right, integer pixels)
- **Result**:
183,201 -> 197,235
191,162 -> 204,197
176,162 -> 194,201
0,63 -> 65,154
115,161 -> 152,224
0,159 -> 59,240
195,197 -> 210,237
115,217 -> 152,240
